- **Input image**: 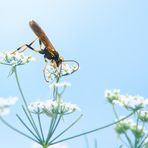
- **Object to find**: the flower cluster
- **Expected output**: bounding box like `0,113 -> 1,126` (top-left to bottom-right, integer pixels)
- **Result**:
138,110 -> 148,122
44,62 -> 79,81
105,89 -> 148,110
0,51 -> 34,66
0,97 -> 18,115
115,117 -> 147,138
106,89 -> 148,147
28,99 -> 80,116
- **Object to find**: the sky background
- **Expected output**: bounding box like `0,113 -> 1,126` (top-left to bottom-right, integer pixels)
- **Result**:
0,0 -> 148,147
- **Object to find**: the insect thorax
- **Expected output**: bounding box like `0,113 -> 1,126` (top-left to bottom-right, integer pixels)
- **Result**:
39,48 -> 59,60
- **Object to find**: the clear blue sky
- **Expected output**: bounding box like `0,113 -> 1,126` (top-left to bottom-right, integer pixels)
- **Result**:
0,0 -> 148,147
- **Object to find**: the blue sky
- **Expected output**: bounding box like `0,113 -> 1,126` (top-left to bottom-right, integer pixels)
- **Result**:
0,0 -> 148,147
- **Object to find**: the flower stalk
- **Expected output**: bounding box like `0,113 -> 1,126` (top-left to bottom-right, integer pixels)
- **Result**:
0,51 -> 145,148
105,89 -> 148,148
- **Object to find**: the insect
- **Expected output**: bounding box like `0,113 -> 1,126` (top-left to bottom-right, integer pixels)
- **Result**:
12,20 -> 79,81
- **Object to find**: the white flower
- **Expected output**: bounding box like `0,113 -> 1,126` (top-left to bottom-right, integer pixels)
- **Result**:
0,97 -> 18,115
115,116 -> 147,137
44,99 -> 81,116
105,89 -> 146,110
32,143 -> 68,148
119,95 -> 145,110
0,51 -> 34,66
28,101 -> 45,114
130,123 -> 147,138
61,63 -> 78,75
105,89 -> 120,103
44,62 -> 79,82
138,110 -> 148,122
28,99 -> 80,116
115,117 -> 134,134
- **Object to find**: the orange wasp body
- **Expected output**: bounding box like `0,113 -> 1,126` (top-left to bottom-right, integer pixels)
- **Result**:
29,20 -> 63,67
13,20 -> 63,67
13,20 -> 79,81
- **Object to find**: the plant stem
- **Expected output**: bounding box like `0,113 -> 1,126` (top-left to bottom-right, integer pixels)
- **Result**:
112,105 -> 133,148
134,113 -> 140,148
42,144 -> 49,148
0,116 -> 39,143
14,67 -> 42,141
14,67 -> 28,108
45,116 -> 58,143
49,114 -> 82,144
50,112 -> 135,145
37,113 -> 45,142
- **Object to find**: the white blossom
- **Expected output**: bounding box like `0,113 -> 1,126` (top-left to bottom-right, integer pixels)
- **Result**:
105,89 -> 146,110
138,110 -> 148,122
130,123 -> 147,138
115,117 -> 147,137
115,117 -> 135,134
105,89 -> 120,103
28,101 -> 45,114
44,62 -> 79,81
119,95 -> 145,109
28,99 -> 80,116
0,51 -> 34,66
0,96 -> 18,115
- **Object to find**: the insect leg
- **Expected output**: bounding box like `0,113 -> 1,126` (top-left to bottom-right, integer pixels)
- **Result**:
43,57 -> 49,82
12,38 -> 38,54
39,39 -> 43,50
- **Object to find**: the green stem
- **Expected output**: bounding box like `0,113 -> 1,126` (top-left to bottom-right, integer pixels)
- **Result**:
138,134 -> 148,148
46,115 -> 62,143
49,114 -> 82,144
45,116 -> 58,143
134,112 -> 140,148
112,104 -> 133,148
14,67 -> 28,108
0,62 -> 11,66
14,67 -> 42,141
42,144 -> 49,148
37,113 -> 45,142
50,111 -> 135,145
112,105 -> 133,148
22,106 -> 42,139
0,116 -> 39,143
16,114 -> 41,142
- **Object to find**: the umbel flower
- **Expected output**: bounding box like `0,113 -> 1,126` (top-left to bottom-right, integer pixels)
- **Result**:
105,89 -> 148,110
0,97 -> 18,115
115,117 -> 147,138
138,110 -> 148,122
0,51 -> 34,66
44,62 -> 79,82
28,99 -> 80,116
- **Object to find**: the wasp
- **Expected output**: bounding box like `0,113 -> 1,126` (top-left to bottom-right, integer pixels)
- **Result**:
12,20 -> 79,81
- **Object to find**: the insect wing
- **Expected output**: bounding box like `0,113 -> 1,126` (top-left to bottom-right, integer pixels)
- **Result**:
29,20 -> 57,55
